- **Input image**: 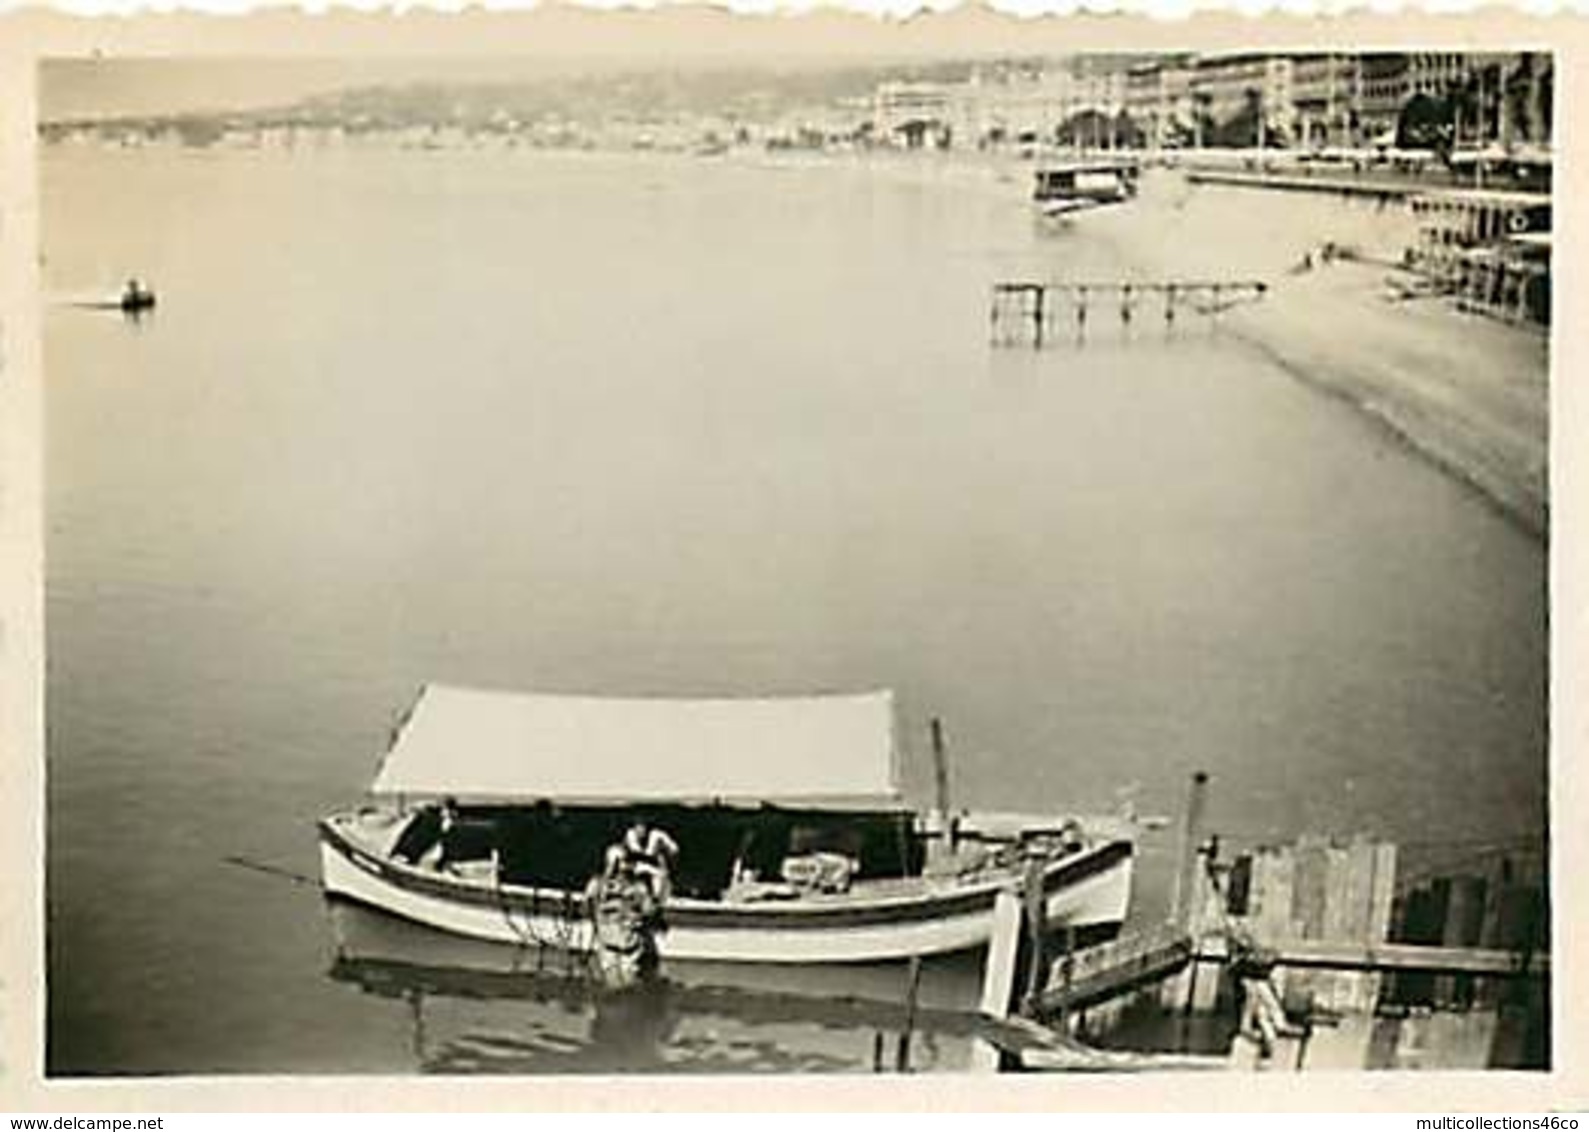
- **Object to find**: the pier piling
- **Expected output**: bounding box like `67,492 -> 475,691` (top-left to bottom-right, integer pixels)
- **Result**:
1022,854 -> 1049,1012
990,280 -> 1268,347
1173,771 -> 1211,931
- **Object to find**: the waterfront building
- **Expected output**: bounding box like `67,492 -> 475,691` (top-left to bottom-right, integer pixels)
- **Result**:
1357,53 -> 1411,143
1408,52 -> 1495,148
965,69 -> 1063,146
1409,52 -> 1474,100
1455,52 -> 1553,150
1124,56 -> 1195,148
938,62 -> 1127,151
1039,59 -> 1131,149
1192,52 -> 1297,146
1506,52 -> 1553,147
1291,53 -> 1362,148
872,80 -> 955,148
1355,52 -> 1551,150
1068,57 -> 1129,120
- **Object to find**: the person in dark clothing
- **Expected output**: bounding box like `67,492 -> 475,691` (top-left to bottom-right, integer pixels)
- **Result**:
390,797 -> 459,866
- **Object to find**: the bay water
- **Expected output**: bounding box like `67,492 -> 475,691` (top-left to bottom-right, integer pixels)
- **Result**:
43,145 -> 1546,1073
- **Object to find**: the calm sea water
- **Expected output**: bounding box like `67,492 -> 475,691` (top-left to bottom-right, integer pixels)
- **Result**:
43,146 -> 1547,1074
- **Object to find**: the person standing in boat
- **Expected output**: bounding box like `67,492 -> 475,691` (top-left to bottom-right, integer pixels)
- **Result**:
391,796 -> 460,867
604,818 -> 679,903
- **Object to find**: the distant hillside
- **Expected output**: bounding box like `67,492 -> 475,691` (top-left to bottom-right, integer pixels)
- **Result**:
43,58 -> 1063,132
285,62 -> 991,127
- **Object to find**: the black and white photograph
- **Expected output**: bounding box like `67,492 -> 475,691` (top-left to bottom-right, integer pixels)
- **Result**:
12,26 -> 1563,1086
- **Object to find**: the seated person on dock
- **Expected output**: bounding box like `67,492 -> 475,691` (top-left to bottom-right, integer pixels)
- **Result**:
1229,932 -> 1301,1060
603,819 -> 679,903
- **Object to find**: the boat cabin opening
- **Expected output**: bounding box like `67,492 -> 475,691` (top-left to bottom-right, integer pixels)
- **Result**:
393,800 -> 925,899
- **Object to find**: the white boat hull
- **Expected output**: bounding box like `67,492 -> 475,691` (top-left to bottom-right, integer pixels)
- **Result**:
319,818 -> 1133,965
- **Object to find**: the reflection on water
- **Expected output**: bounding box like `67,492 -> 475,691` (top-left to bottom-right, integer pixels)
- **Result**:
328,901 -> 980,1073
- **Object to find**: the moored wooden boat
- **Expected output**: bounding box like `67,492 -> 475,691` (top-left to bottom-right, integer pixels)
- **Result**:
318,685 -> 1134,966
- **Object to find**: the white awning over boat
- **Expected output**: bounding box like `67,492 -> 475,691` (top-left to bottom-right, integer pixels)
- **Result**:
370,684 -> 902,808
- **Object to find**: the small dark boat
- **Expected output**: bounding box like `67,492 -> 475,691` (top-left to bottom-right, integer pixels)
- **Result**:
120,284 -> 156,313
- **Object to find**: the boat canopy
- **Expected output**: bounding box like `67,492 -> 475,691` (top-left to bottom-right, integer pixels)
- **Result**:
370,684 -> 902,809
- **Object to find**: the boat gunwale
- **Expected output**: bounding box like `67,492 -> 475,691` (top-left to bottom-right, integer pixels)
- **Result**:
318,811 -> 1133,929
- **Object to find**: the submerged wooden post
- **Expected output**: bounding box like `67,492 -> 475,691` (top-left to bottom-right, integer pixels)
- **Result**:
896,955 -> 924,1072
930,717 -> 954,853
981,887 -> 1024,1017
1173,771 -> 1211,931
1022,853 -> 1049,1011
1057,924 -> 1078,1029
971,886 -> 1025,1072
991,277 -> 1269,349
407,989 -> 427,1063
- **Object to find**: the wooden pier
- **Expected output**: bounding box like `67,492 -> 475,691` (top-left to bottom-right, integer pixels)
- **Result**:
991,279 -> 1269,346
979,772 -> 1549,1071
1195,936 -> 1548,978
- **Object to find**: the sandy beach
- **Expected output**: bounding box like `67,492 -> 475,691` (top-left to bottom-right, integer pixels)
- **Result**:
1080,169 -> 1549,538
1226,263 -> 1548,538
445,147 -> 1557,537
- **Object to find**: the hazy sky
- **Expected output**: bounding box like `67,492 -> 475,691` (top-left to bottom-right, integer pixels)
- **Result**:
41,59 -> 586,120
34,9 -> 1103,121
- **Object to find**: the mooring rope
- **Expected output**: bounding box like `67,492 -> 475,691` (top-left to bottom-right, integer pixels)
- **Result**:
223,855 -> 324,890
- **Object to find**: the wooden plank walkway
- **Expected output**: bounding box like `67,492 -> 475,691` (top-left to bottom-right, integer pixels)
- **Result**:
1029,927 -> 1547,1022
1035,923 -> 1196,1016
979,1014 -> 1227,1073
1196,936 -> 1550,978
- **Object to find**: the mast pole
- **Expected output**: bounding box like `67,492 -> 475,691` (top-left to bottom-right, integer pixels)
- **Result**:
930,717 -> 955,852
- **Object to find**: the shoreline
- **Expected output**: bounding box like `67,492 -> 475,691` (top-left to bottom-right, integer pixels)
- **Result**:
806,156 -> 1551,541
1079,176 -> 1548,541
1223,266 -> 1548,540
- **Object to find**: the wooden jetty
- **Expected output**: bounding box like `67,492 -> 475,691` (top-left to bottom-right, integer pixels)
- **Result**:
976,772 -> 1549,1072
991,280 -> 1269,346
1196,936 -> 1547,977
979,1014 -> 1227,1073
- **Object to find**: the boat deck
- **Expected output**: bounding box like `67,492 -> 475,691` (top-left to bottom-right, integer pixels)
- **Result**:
326,808 -> 1096,911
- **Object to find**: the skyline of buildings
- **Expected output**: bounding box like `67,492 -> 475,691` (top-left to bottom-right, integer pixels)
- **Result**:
874,51 -> 1553,153
42,51 -> 1554,157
